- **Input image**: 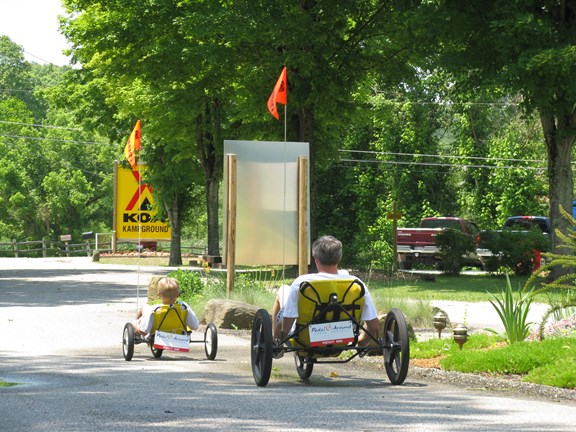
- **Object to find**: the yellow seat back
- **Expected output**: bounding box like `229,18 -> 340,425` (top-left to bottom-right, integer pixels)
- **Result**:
150,304 -> 189,335
291,278 -> 365,349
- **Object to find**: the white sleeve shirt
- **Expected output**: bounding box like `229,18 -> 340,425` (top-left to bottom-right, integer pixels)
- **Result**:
282,272 -> 377,321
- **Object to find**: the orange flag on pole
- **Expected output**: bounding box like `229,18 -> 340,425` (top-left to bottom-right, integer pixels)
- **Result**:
123,119 -> 141,170
267,67 -> 287,120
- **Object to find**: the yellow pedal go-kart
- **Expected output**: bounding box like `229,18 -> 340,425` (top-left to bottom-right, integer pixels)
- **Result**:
250,278 -> 409,386
122,303 -> 218,361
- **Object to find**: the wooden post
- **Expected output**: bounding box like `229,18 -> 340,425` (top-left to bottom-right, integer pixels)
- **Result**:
12,239 -> 18,258
226,154 -> 237,297
298,157 -> 309,276
386,203 -> 402,272
42,237 -> 47,258
112,161 -> 118,253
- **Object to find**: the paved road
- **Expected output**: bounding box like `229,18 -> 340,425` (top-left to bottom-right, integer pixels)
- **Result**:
1,258 -> 575,432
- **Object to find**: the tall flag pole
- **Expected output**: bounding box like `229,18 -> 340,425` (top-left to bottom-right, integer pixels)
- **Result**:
124,119 -> 142,309
267,67 -> 288,277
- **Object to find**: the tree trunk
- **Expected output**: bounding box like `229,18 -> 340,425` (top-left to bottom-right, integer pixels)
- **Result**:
196,99 -> 223,257
540,112 -> 575,276
206,175 -> 220,256
299,106 -> 317,242
166,194 -> 183,266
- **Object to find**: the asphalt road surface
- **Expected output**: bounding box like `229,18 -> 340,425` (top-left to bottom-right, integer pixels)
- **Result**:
1,257 -> 575,432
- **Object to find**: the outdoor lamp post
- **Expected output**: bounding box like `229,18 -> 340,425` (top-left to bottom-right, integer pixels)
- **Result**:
453,323 -> 469,350
433,311 -> 447,339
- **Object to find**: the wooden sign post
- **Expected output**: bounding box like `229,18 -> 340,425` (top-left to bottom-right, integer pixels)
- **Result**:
386,203 -> 402,272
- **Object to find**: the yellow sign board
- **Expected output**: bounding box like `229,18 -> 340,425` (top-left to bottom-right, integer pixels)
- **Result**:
115,165 -> 171,241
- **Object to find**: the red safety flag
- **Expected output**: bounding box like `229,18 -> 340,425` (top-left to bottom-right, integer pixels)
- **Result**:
123,119 -> 141,170
267,67 -> 287,120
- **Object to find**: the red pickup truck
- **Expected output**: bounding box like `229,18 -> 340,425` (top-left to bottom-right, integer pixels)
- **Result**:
396,217 -> 480,269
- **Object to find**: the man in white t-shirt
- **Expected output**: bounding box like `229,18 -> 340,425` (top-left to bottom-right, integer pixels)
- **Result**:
272,236 -> 379,347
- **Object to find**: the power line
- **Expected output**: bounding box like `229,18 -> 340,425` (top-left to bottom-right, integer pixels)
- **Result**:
0,120 -> 82,131
339,149 -> 548,164
339,158 -> 547,171
0,133 -> 112,146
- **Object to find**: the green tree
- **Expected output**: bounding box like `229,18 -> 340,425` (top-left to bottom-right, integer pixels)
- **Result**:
402,1 -> 576,274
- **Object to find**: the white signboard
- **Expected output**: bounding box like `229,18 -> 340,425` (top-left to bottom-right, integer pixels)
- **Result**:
223,140 -> 310,265
308,320 -> 355,346
153,331 -> 189,352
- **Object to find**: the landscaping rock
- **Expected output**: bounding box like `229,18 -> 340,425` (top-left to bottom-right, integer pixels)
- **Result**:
147,276 -> 163,303
204,299 -> 261,329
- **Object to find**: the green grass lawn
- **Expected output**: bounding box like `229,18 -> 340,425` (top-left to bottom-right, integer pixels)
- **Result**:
366,273 -> 539,302
412,334 -> 576,389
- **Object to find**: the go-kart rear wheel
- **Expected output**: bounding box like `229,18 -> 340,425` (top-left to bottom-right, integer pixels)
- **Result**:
150,336 -> 163,359
294,353 -> 313,380
251,309 -> 273,387
204,322 -> 218,360
383,308 -> 410,385
122,323 -> 135,361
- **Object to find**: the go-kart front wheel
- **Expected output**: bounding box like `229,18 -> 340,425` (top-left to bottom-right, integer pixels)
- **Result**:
204,322 -> 218,360
383,308 -> 410,385
251,309 -> 273,387
122,323 -> 135,361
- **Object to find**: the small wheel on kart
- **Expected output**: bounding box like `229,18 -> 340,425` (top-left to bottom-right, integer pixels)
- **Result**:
251,309 -> 273,387
150,336 -> 163,359
122,323 -> 135,361
204,322 -> 218,360
294,353 -> 313,380
383,308 -> 410,385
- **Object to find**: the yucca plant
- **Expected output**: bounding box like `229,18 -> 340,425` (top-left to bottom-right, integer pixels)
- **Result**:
486,274 -> 534,344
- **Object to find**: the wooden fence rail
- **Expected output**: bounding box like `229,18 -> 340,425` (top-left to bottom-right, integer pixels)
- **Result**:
0,236 -> 207,258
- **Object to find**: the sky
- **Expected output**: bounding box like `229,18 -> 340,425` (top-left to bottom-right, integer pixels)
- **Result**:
0,0 -> 71,66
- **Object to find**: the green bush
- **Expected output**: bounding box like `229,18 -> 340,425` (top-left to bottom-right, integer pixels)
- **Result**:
483,228 -> 551,275
168,269 -> 205,301
436,229 -> 476,275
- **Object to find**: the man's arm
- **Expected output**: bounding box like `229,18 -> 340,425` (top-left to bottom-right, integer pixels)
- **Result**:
281,317 -> 296,341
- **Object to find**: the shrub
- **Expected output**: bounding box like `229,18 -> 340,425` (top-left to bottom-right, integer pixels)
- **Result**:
435,229 -> 476,275
168,269 -> 205,301
483,228 -> 551,275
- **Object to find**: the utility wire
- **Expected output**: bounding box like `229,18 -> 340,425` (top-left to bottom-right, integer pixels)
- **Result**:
0,133 -> 112,147
339,158 -> 547,171
339,149 -> 549,164
0,120 -> 83,131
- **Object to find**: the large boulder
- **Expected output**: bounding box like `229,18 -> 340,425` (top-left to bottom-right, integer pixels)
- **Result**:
204,299 -> 261,329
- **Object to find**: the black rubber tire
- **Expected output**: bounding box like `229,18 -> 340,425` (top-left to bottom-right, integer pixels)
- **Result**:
122,323 -> 135,361
151,336 -> 163,359
383,308 -> 410,385
250,309 -> 273,387
294,353 -> 314,380
204,323 -> 218,360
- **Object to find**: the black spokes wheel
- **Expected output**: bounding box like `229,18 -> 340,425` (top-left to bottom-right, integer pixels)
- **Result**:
122,323 -> 135,361
383,308 -> 410,385
251,309 -> 273,387
294,353 -> 314,380
204,323 -> 218,360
